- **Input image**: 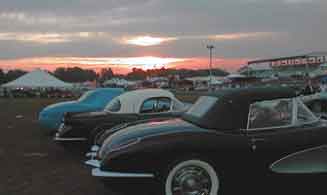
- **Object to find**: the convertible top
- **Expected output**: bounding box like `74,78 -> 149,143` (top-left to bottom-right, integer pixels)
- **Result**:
183,87 -> 298,131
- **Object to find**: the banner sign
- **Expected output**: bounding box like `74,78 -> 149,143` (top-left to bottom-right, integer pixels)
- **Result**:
271,56 -> 326,67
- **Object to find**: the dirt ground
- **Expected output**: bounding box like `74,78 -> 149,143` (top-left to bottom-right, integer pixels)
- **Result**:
0,98 -> 120,195
0,93 -> 199,195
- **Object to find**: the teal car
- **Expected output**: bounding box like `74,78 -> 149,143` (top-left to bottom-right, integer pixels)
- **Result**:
38,88 -> 124,130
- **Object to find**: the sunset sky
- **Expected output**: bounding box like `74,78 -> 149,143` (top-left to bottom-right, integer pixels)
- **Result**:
0,0 -> 326,74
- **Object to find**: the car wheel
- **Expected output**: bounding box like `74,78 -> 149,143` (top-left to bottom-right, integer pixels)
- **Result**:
164,159 -> 219,195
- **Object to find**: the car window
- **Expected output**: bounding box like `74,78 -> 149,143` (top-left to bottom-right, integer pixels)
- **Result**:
172,99 -> 186,111
157,97 -> 171,112
140,97 -> 172,114
248,99 -> 293,129
140,98 -> 157,113
104,98 -> 121,112
186,96 -> 218,118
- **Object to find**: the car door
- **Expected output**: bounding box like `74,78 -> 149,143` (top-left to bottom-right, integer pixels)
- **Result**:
244,98 -> 321,192
247,127 -> 312,174
245,98 -> 312,175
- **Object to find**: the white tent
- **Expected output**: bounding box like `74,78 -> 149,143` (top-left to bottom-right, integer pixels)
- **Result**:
2,69 -> 72,88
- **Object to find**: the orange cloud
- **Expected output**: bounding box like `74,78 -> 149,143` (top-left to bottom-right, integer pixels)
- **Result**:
0,56 -> 187,74
170,58 -> 248,72
0,56 -> 249,73
0,56 -> 249,74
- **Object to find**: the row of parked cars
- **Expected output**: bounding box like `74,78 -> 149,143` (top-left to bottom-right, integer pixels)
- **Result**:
39,87 -> 327,195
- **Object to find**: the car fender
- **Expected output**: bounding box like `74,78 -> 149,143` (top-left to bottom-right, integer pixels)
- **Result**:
101,130 -> 248,175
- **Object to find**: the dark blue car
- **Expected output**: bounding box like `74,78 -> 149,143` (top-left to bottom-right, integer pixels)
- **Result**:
38,88 -> 124,130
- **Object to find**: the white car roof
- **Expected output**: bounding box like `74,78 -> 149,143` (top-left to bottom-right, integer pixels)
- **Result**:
106,88 -> 183,113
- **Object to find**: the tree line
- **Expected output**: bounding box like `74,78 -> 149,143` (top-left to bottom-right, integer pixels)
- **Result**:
0,66 -> 229,84
0,69 -> 28,84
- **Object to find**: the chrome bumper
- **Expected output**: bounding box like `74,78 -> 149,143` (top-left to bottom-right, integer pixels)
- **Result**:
86,152 -> 97,158
58,123 -> 65,132
85,159 -> 101,167
85,145 -> 100,167
54,133 -> 87,142
85,145 -> 100,157
92,168 -> 155,178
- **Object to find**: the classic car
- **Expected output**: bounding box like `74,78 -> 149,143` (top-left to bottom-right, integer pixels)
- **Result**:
38,88 -> 124,130
54,88 -> 190,144
90,87 -> 327,195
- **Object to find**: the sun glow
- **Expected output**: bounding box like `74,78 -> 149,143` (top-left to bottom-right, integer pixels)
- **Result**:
124,36 -> 177,46
0,56 -> 187,72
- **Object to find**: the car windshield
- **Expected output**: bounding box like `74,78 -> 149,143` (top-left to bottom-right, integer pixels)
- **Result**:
104,98 -> 121,112
184,96 -> 218,118
78,90 -> 94,102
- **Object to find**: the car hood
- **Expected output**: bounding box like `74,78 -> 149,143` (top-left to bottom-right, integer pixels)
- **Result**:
103,118 -> 204,149
41,101 -> 92,115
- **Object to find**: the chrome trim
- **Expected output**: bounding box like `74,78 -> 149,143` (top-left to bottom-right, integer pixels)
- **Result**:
85,152 -> 97,158
92,168 -> 155,178
85,159 -> 101,168
270,144 -> 327,173
110,137 -> 142,152
54,136 -> 87,141
91,145 -> 100,152
58,123 -> 65,132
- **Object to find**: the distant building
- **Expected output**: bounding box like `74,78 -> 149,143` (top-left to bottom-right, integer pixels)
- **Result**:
103,78 -> 137,88
240,52 -> 327,78
146,76 -> 169,88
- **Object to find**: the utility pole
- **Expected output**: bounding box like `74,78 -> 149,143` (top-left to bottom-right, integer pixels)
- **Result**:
207,45 -> 214,91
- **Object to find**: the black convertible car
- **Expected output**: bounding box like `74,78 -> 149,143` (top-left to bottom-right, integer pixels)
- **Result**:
90,87 -> 327,195
54,89 -> 189,144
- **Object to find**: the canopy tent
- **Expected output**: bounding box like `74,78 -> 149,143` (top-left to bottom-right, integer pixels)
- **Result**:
2,69 -> 72,88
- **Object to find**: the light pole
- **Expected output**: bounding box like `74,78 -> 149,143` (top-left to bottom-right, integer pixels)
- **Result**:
207,45 -> 214,91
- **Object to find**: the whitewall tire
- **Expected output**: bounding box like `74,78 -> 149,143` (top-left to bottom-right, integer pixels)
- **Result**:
165,159 -> 220,195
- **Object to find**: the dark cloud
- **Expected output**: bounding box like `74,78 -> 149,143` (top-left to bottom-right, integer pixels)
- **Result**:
0,0 -> 326,61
